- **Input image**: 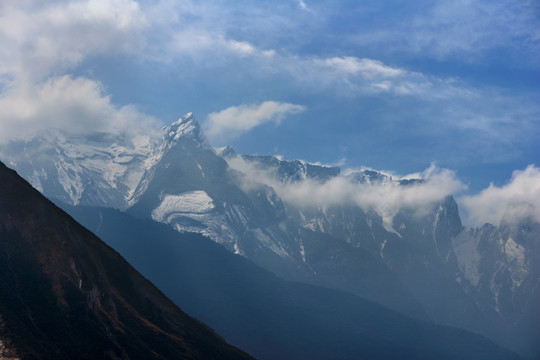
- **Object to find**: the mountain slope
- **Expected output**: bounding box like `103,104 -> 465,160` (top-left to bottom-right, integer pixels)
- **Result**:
63,204 -> 522,360
0,161 -> 253,359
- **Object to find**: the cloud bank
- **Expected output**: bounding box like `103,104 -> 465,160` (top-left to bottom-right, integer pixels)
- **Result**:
204,101 -> 306,144
228,157 -> 466,223
461,165 -> 540,226
229,156 -> 540,229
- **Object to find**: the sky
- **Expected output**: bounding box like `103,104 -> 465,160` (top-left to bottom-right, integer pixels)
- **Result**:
0,0 -> 539,226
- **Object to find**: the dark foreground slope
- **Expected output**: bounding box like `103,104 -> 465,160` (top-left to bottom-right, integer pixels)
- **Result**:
0,162 -> 253,360
64,205 -> 522,360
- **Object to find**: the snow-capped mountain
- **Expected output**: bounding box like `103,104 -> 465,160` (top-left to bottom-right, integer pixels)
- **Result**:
0,113 -> 206,210
1,113 -> 538,358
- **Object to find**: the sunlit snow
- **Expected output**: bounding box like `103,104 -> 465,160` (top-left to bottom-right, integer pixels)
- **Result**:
152,191 -> 215,222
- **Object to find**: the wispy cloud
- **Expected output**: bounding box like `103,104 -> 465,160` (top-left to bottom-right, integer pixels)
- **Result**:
204,101 -> 306,144
150,0 -> 539,67
411,0 -> 540,63
296,0 -> 312,13
460,165 -> 540,226
316,57 -> 405,78
346,0 -> 540,66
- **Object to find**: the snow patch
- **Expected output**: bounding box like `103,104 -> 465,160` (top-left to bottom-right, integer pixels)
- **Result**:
432,205 -> 443,256
252,228 -> 289,257
233,240 -> 242,255
505,237 -> 524,266
504,237 -> 528,288
380,239 -> 387,259
299,238 -> 306,263
382,213 -> 402,238
152,191 -> 215,222
196,162 -> 205,178
173,122 -> 196,140
55,160 -> 84,204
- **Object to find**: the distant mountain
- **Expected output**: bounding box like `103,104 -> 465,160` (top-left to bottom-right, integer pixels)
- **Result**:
1,113 -> 538,358
0,161 -> 253,359
218,152 -> 540,357
62,204 -> 522,360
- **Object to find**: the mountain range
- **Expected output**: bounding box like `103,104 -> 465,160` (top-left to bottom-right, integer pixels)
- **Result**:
61,203 -> 521,360
1,113 -> 538,358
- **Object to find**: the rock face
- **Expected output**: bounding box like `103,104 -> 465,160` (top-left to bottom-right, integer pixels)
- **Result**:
0,161 -> 253,360
1,113 -> 538,358
452,221 -> 540,357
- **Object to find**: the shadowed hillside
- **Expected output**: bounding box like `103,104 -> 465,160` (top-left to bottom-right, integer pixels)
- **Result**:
0,161 -> 253,360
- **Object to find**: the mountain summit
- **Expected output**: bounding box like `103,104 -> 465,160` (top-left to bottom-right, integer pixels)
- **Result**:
164,112 -> 209,148
0,114 -> 210,209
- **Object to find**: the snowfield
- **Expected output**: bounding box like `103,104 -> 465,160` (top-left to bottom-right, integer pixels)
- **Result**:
152,190 -> 215,222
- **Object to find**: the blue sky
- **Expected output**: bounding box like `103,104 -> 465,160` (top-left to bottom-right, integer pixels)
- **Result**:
0,0 -> 539,224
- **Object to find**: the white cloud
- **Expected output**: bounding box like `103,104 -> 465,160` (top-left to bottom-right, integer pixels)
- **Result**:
139,3 -> 459,100
317,57 -> 405,78
228,40 -> 257,56
461,165 -> 540,226
285,167 -> 464,216
160,21 -> 502,121
0,1 -> 159,145
165,30 -> 278,65
0,0 -> 147,80
0,75 -> 158,143
292,55 -> 474,99
228,157 -> 465,222
226,40 -> 276,58
204,101 -> 306,144
152,0 -> 539,68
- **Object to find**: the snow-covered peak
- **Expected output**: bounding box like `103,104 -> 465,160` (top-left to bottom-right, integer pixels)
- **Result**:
163,113 -> 208,148
169,112 -> 194,127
